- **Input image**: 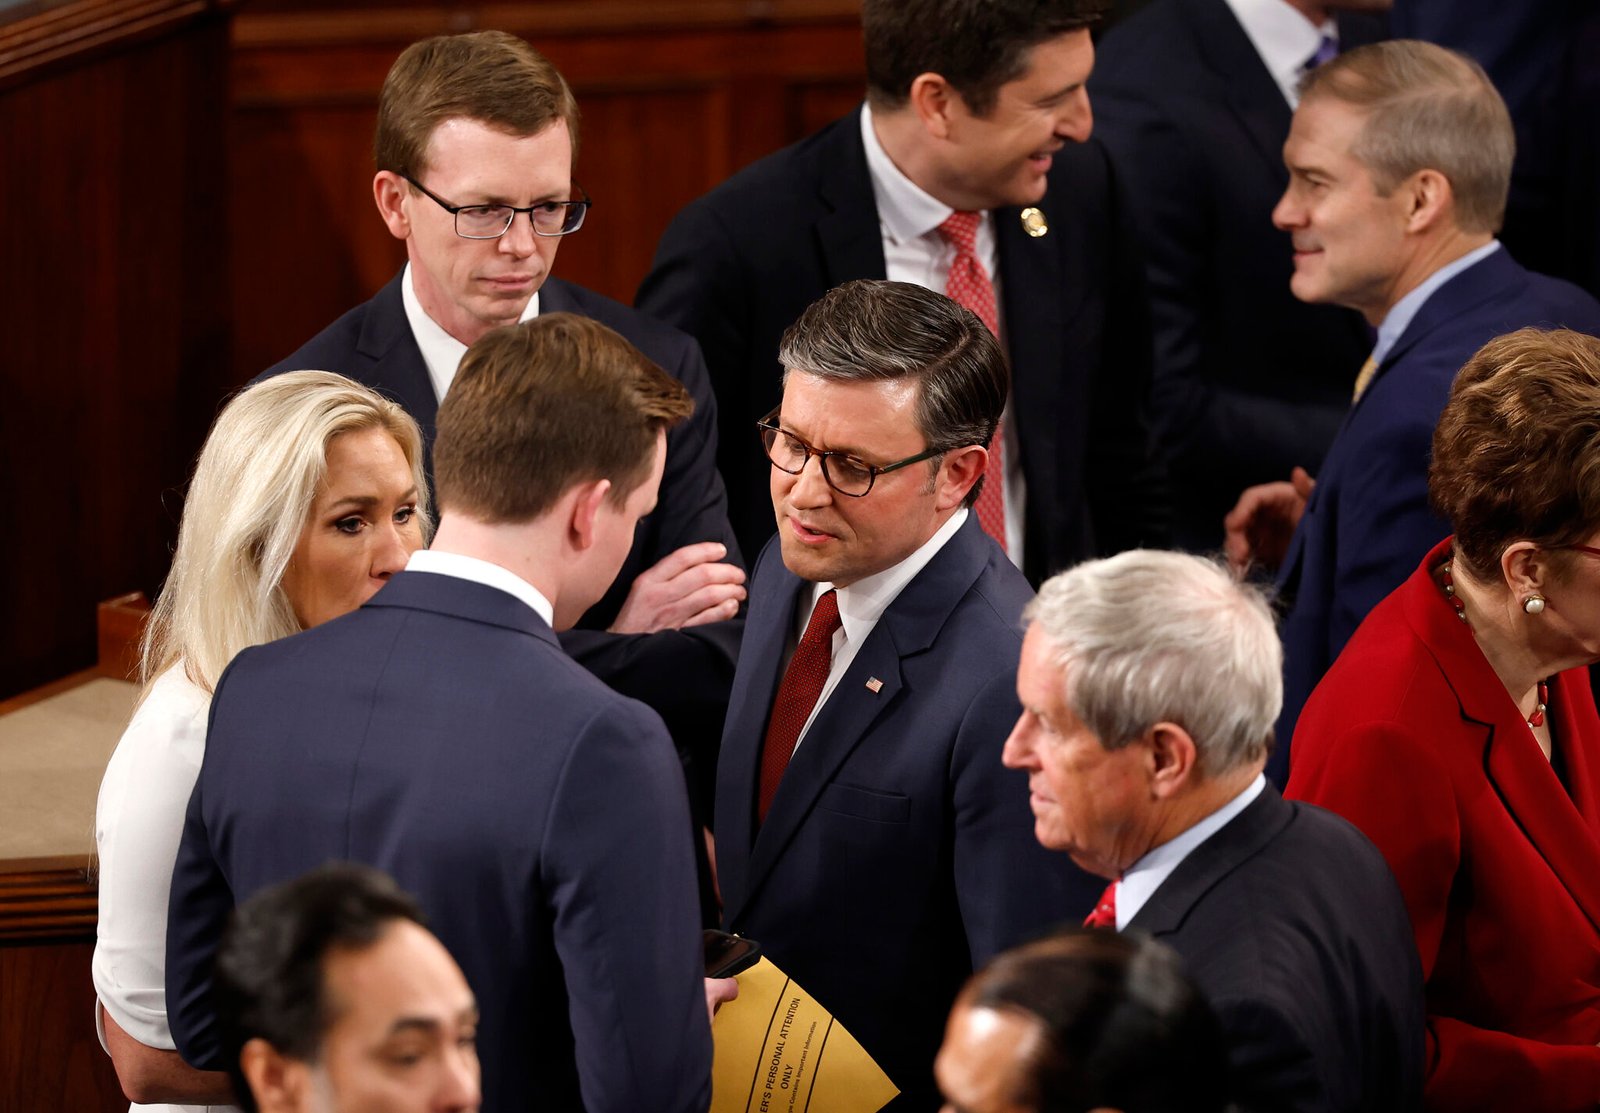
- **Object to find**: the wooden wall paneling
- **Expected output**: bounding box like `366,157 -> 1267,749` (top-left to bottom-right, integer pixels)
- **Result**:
0,5 -> 234,701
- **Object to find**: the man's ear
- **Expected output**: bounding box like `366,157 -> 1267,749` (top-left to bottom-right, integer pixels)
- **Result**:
908,72 -> 961,140
568,478 -> 612,552
936,445 -> 988,512
1401,168 -> 1454,234
373,171 -> 412,242
239,1039 -> 308,1113
1146,722 -> 1200,799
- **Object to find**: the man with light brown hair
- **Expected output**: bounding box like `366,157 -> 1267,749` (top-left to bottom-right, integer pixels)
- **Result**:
170,314 -> 718,1113
1223,38 -> 1600,780
260,32 -> 746,828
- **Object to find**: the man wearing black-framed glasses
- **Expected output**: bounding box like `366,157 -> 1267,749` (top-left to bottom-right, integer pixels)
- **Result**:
714,280 -> 1100,1113
255,31 -> 746,925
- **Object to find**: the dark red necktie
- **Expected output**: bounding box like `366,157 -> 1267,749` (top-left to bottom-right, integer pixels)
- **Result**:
1083,879 -> 1119,930
936,210 -> 1008,552
758,590 -> 842,822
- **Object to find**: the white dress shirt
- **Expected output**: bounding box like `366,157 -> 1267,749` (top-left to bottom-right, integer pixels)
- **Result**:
1115,774 -> 1268,930
787,508 -> 969,752
93,664 -> 242,1113
400,262 -> 541,402
1223,0 -> 1338,107
859,105 -> 1026,567
406,549 -> 555,628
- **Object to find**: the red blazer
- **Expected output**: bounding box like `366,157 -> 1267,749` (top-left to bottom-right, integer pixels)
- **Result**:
1288,538 -> 1600,1111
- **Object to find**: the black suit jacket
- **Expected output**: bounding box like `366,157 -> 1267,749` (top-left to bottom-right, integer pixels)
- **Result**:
1126,785 -> 1424,1113
716,518 -> 1100,1112
1091,0 -> 1380,548
638,109 -> 1169,584
261,272 -> 741,763
165,571 -> 711,1113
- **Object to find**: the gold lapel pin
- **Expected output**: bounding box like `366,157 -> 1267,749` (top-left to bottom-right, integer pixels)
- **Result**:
1020,207 -> 1049,238
865,677 -> 884,694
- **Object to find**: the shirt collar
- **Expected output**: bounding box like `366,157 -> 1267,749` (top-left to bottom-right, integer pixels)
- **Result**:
405,549 -> 554,628
1115,773 -> 1267,930
1372,240 -> 1501,366
401,261 -> 541,400
807,507 -> 969,646
1222,0 -> 1336,107
860,103 -> 976,246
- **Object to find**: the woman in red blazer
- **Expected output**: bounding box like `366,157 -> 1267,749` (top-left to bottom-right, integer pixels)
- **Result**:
1287,328 -> 1600,1112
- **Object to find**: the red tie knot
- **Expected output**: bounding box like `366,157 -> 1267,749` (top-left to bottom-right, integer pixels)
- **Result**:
938,210 -> 983,254
806,588 -> 841,643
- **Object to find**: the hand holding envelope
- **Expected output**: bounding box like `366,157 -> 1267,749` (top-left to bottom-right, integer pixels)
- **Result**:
710,957 -> 899,1113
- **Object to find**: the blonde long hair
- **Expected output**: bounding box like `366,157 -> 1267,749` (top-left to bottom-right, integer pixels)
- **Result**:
140,371 -> 430,698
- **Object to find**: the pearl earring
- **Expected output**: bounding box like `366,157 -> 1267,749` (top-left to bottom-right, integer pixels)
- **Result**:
1523,594 -> 1546,615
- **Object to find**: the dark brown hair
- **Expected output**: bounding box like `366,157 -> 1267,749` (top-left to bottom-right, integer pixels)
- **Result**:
863,0 -> 1106,115
1431,328 -> 1600,580
434,314 -> 693,522
374,30 -> 580,180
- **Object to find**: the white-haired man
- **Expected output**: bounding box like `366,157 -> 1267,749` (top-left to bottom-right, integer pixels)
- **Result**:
1003,549 -> 1424,1113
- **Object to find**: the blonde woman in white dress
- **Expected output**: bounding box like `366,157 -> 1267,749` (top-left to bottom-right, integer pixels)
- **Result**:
93,371 -> 430,1112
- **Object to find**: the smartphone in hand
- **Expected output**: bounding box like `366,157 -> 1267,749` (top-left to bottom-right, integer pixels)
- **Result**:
704,929 -> 761,979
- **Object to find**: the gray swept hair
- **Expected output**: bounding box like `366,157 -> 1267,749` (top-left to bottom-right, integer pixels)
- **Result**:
140,370 -> 430,701
1025,550 -> 1281,774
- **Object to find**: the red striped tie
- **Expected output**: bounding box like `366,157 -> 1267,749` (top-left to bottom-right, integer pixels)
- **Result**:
937,210 -> 1009,552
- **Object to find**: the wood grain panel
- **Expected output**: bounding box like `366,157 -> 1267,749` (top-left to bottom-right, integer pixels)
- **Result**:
0,938 -> 127,1113
0,8 -> 232,702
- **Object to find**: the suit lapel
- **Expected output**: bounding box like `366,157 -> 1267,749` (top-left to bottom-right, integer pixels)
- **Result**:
730,518 -> 992,919
1125,786 -> 1293,936
816,112 -> 889,284
718,566 -> 806,921
1185,0 -> 1294,176
1401,563 -> 1600,935
358,273 -> 441,453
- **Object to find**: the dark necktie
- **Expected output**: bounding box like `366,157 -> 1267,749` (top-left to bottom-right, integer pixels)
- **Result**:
936,210 -> 1009,552
758,590 -> 842,822
1305,33 -> 1338,72
1083,879 -> 1119,929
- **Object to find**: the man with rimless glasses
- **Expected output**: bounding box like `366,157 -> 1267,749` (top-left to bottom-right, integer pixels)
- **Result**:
713,280 -> 1099,1113
257,33 -> 745,895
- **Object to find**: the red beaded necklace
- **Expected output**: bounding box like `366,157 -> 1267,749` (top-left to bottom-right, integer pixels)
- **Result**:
1439,560 -> 1548,729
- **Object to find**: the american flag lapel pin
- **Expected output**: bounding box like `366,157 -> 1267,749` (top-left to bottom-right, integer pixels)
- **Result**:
865,677 -> 884,694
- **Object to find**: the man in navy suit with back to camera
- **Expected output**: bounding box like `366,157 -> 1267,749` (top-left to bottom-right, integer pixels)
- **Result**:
261,31 -> 745,778
639,0 -> 1168,583
167,315 -> 718,1113
714,280 -> 1099,1113
1224,40 -> 1600,778
1003,549 -> 1424,1113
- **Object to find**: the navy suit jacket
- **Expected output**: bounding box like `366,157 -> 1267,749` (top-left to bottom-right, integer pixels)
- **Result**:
261,272 -> 742,755
164,571 -> 711,1113
1091,0 -> 1380,548
715,516 -> 1101,1111
637,110 -> 1169,584
1272,247 -> 1600,781
1127,785 -> 1425,1113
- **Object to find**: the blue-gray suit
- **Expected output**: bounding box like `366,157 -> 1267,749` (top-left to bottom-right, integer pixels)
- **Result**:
165,571 -> 712,1113
1273,247 -> 1600,781
715,516 -> 1100,1112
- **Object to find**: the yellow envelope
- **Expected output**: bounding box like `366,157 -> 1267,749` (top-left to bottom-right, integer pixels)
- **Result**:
711,957 -> 899,1113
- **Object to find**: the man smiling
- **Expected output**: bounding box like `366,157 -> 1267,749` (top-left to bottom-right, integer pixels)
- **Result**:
639,0 -> 1167,580
713,281 -> 1097,1113
1222,40 -> 1600,775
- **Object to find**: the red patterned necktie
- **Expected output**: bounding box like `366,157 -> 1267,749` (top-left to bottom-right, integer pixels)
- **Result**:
758,589 -> 842,822
936,210 -> 1008,552
1083,879 -> 1119,930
